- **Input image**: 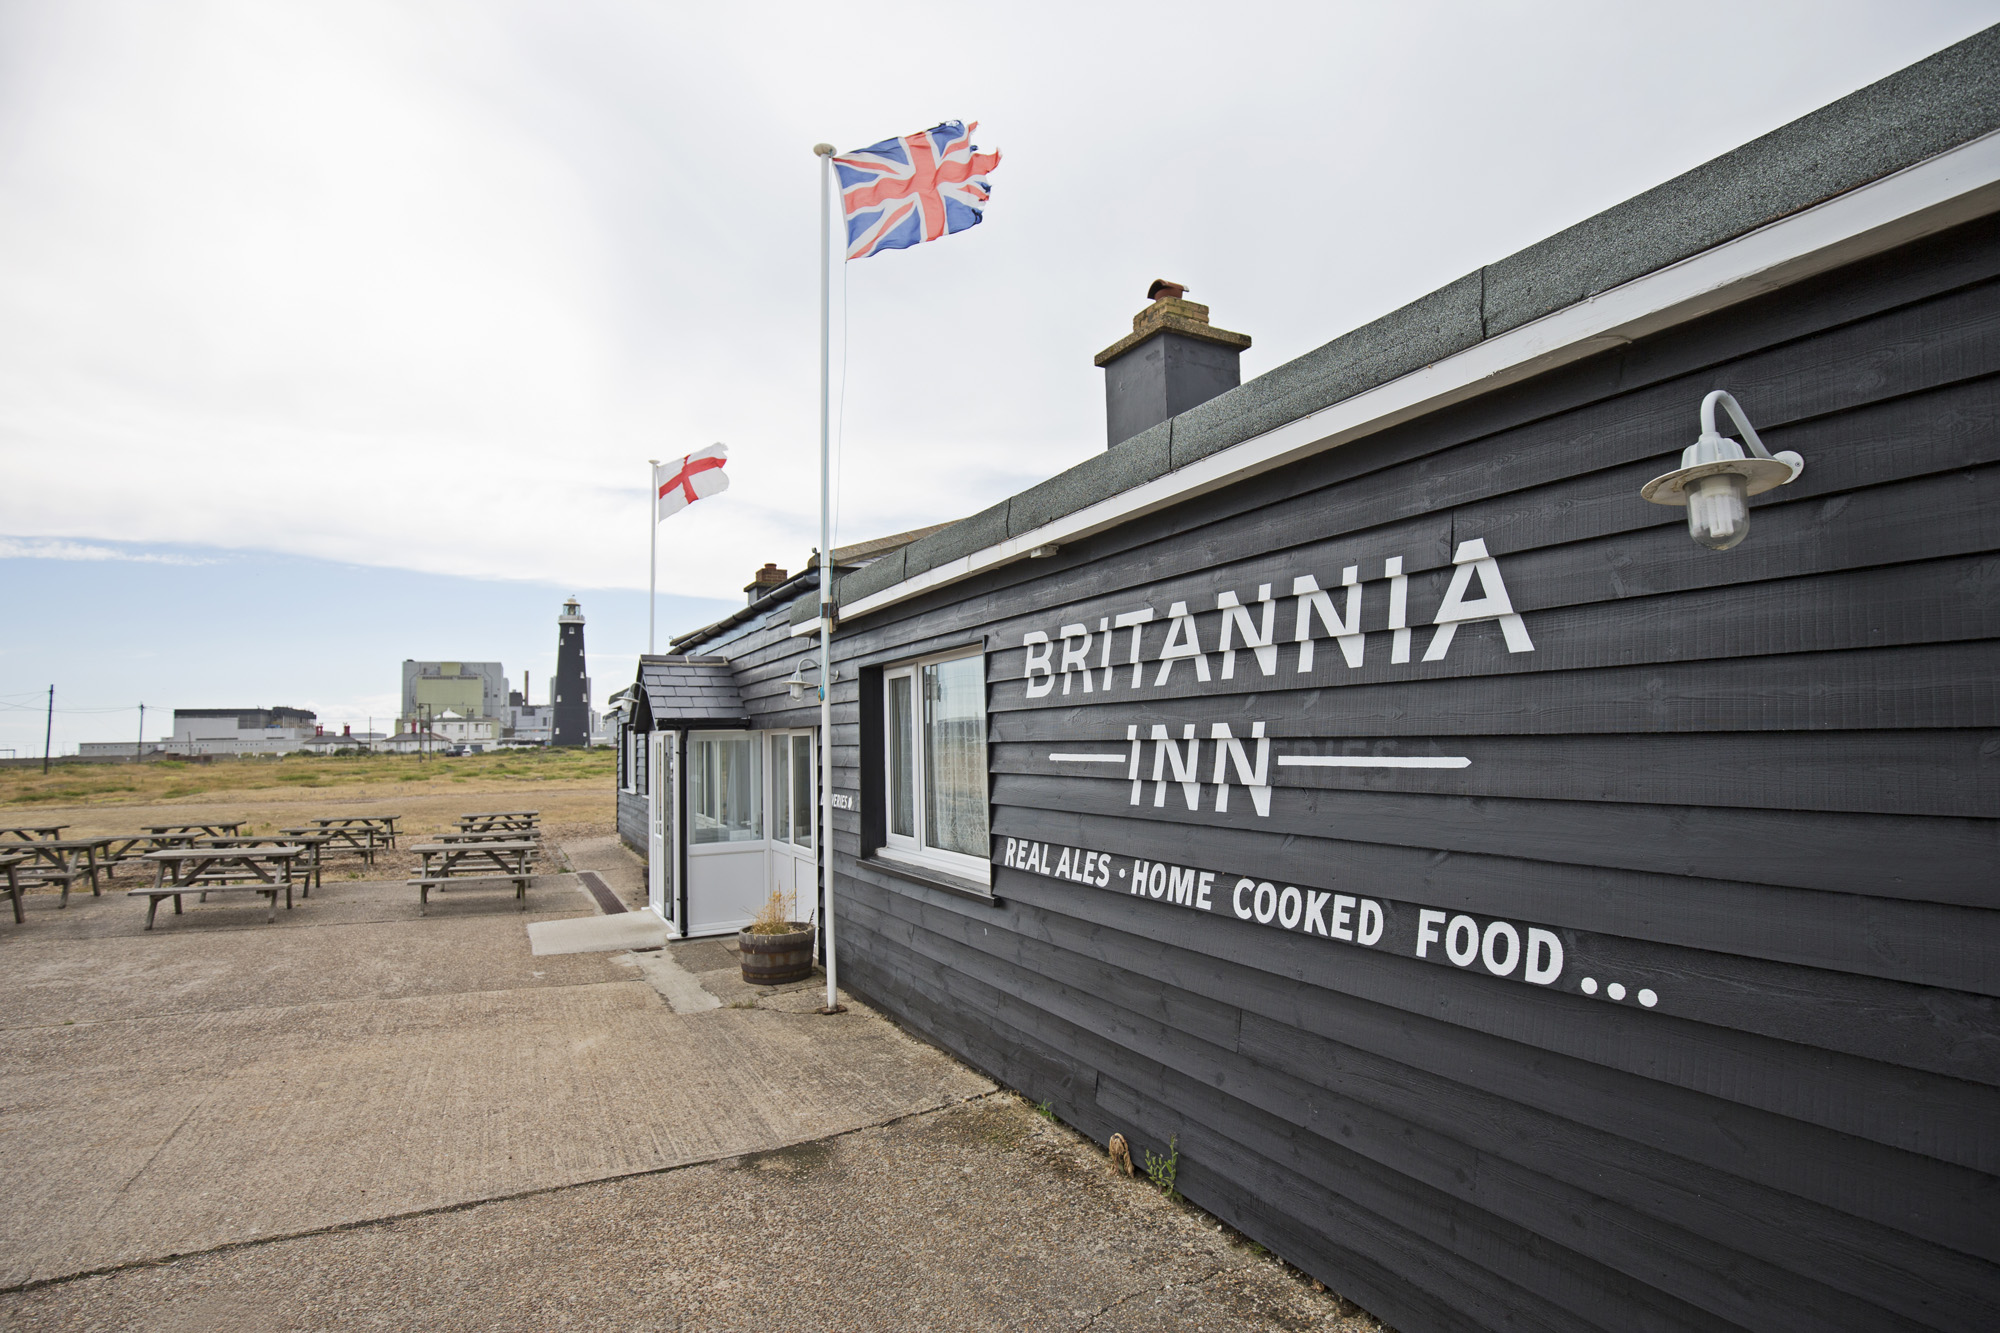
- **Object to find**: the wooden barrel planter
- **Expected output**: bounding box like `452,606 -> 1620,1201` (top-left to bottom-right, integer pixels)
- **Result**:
738,924 -> 816,985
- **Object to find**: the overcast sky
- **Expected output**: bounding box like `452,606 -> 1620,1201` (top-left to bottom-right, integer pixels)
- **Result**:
2,0 -> 1994,755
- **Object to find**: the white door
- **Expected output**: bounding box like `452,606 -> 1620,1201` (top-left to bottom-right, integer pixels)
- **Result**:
684,730 -> 768,936
647,731 -> 674,926
767,730 -> 816,926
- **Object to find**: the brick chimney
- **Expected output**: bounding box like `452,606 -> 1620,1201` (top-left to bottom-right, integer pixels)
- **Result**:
745,562 -> 788,604
1094,280 -> 1251,448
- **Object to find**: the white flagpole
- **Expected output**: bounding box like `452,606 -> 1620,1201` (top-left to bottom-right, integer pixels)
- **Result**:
647,459 -> 659,655
814,141 -> 842,1015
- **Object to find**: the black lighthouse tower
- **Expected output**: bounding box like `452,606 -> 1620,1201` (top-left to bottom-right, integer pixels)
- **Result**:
551,597 -> 590,747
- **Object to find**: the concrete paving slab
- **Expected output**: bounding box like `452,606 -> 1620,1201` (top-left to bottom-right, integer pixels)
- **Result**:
561,832 -> 648,909
0,827 -> 1387,1329
0,874 -> 595,943
0,1097 -> 1386,1332
526,912 -> 669,955
610,948 -> 723,1014
0,983 -> 991,1287
0,912 -> 626,1030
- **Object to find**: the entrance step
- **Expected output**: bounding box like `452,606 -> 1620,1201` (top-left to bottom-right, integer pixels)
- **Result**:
527,913 -> 669,956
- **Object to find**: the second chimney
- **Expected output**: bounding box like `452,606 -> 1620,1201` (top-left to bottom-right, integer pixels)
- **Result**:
745,562 -> 788,604
1093,280 -> 1251,448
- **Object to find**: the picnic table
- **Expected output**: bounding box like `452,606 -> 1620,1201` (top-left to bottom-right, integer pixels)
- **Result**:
1,851 -> 24,924
130,846 -> 304,929
282,824 -> 378,867
458,811 -> 540,834
0,825 -> 67,842
306,815 -> 400,849
7,838 -> 113,900
409,840 -> 536,915
101,834 -> 173,872
144,822 -> 244,839
198,834 -> 334,892
434,827 -> 542,845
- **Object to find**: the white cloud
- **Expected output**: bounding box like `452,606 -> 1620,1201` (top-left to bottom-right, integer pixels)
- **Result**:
0,536 -> 216,566
0,0 -> 1989,599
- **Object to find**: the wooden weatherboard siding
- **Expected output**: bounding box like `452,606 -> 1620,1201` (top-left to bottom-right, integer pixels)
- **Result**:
616,783 -> 646,857
818,215 -> 2000,1332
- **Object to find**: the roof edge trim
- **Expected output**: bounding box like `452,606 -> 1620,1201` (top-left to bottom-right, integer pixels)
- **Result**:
839,127 -> 2000,626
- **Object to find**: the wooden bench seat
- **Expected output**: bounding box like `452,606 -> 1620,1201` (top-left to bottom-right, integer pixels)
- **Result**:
127,882 -> 293,929
13,865 -> 79,909
408,874 -> 532,915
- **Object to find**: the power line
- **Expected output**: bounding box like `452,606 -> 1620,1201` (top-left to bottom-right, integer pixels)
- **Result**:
0,700 -> 143,714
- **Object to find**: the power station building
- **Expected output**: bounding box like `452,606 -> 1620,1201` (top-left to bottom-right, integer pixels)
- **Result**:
398,661 -> 508,733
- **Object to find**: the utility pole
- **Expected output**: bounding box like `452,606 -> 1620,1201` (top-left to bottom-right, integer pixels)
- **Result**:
42,686 -> 53,775
135,703 -> 145,763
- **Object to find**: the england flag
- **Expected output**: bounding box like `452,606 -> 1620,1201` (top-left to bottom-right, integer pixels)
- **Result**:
655,444 -> 729,521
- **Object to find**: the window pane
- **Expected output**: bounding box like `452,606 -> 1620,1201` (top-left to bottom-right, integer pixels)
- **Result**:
922,656 -> 987,858
792,734 -> 813,848
690,735 -> 762,843
771,734 -> 790,846
888,675 -> 915,839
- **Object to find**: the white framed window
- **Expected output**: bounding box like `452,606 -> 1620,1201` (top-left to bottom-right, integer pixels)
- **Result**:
769,731 -> 814,851
881,647 -> 990,884
689,731 -> 761,844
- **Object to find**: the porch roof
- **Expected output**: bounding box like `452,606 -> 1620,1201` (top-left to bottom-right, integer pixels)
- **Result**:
635,655 -> 748,729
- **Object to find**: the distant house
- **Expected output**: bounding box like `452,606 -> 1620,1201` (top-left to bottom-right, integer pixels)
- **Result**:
373,730 -> 450,755
299,726 -> 369,754
432,712 -> 497,750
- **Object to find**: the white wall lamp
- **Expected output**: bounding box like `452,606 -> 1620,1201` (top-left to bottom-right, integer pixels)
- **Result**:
785,657 -> 834,702
1641,390 -> 1805,550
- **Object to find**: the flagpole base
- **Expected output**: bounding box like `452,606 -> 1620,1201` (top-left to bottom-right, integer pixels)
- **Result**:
817,1003 -> 848,1016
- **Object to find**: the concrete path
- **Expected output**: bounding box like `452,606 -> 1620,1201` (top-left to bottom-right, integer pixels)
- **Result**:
527,911 -> 671,954
0,836 -> 1383,1331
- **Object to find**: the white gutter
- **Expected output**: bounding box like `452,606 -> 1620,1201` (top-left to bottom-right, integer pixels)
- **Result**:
822,127 -> 2000,632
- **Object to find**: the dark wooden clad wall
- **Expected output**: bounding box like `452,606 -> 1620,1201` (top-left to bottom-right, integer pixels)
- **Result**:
616,782 -> 647,856
820,216 -> 2000,1333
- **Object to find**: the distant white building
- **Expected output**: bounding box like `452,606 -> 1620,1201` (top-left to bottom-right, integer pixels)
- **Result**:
433,712 -> 497,748
374,730 -> 447,755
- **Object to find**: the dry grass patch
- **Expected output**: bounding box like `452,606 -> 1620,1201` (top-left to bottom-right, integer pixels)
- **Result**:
0,749 -> 614,843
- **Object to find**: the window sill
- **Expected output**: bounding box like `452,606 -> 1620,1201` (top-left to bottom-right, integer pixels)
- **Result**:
863,851 -> 997,904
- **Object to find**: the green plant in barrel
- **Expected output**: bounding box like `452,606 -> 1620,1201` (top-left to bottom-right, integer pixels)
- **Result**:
738,889 -> 816,986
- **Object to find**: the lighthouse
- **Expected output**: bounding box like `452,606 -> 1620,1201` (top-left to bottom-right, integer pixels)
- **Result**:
551,597 -> 590,747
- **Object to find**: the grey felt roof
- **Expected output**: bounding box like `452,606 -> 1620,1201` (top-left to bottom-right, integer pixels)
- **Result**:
635,656 -> 748,728
672,523 -> 960,650
833,25 -> 2000,613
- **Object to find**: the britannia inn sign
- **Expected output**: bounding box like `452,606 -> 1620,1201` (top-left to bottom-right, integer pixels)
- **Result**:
617,31 -> 2000,1333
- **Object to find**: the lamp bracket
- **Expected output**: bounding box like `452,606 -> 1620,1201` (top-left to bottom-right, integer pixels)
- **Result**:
1641,390 -> 1805,506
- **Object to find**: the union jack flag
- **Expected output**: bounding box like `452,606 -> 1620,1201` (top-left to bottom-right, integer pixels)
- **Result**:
833,120 -> 1001,261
